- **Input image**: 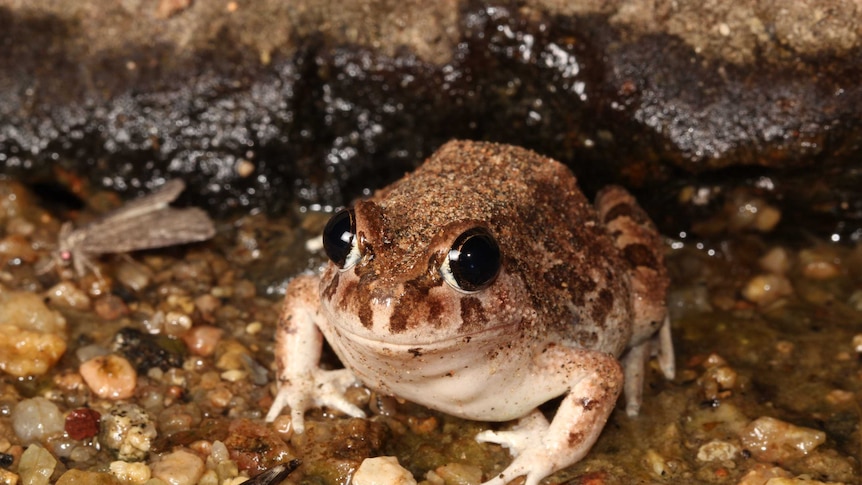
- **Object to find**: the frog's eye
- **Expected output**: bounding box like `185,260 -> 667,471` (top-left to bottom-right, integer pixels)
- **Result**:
441,228 -> 501,292
323,209 -> 361,269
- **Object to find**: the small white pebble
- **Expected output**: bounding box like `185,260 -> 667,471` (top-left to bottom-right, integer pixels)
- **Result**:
110,460 -> 152,484
152,449 -> 205,485
44,281 -> 91,310
211,440 -> 230,463
245,321 -> 262,335
354,456 -> 417,485
12,397 -> 65,444
696,440 -> 740,462
220,369 -> 247,382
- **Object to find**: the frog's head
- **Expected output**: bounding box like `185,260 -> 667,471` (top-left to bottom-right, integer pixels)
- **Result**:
317,199 -> 531,349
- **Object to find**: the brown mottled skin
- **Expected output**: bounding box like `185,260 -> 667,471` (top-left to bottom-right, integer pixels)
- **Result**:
267,140 -> 673,485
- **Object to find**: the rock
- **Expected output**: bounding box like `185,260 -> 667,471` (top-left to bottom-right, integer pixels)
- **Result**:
18,444 -> 57,485
55,469 -> 120,485
2,1 -> 862,239
0,291 -> 67,377
151,449 -> 205,485
12,397 -> 65,445
353,456 -> 417,485
99,403 -> 157,461
79,354 -> 138,400
739,416 -> 826,463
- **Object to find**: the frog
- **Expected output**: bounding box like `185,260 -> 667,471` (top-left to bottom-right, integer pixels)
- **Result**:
265,140 -> 675,485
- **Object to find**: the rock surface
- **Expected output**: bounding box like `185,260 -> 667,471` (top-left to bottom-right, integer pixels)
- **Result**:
1,0 -> 861,237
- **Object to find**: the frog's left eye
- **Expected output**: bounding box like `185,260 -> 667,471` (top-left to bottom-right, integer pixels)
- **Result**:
441,228 -> 501,292
323,209 -> 361,269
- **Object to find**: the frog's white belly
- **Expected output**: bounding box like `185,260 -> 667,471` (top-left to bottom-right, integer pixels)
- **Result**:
319,321 -> 566,422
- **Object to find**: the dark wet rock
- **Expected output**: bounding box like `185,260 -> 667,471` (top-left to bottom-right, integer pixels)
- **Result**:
2,1 -> 862,237
112,327 -> 185,373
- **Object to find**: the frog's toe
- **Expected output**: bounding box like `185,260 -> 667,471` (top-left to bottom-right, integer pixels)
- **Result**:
479,452 -> 553,485
312,368 -> 367,419
476,410 -> 548,455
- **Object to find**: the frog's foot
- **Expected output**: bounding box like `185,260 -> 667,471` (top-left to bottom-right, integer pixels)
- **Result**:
476,410 -> 552,485
265,368 -> 365,432
476,410 -> 548,456
623,315 -> 675,417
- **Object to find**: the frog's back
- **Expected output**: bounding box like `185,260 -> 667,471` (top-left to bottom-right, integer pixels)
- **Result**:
375,140 -> 633,356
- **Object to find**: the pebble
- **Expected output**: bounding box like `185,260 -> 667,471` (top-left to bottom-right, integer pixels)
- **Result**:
758,247 -> 791,275
93,295 -> 129,321
12,397 -> 65,444
114,259 -> 152,292
65,408 -> 101,441
696,440 -> 740,462
741,274 -> 793,306
44,281 -> 91,310
18,444 -> 57,485
163,311 -> 193,338
55,469 -> 120,485
353,456 -> 417,485
431,463 -> 483,485
739,416 -> 825,462
0,291 -> 67,377
151,449 -> 205,485
181,325 -> 223,357
99,403 -> 157,461
79,354 -> 138,400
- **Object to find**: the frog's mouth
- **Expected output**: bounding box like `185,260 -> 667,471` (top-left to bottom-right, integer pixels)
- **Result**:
325,319 -> 520,352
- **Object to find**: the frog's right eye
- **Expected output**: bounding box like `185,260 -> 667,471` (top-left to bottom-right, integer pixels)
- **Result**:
323,209 -> 361,269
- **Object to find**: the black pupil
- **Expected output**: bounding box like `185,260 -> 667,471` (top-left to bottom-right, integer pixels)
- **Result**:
322,209 -> 356,267
450,229 -> 501,291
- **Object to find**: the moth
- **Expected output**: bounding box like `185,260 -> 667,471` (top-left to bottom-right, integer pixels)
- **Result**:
54,179 -> 216,277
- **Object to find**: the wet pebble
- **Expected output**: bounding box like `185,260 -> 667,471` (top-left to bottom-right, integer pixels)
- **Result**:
696,440 -> 740,462
114,259 -> 152,292
181,325 -> 223,357
223,419 -> 293,476
65,408 -> 101,441
18,444 -> 57,485
742,274 -> 793,306
354,456 -> 417,485
12,397 -> 65,444
151,449 -> 205,485
109,460 -> 151,484
93,295 -> 129,321
429,462 -> 483,485
55,469 -> 120,485
112,327 -> 184,373
100,403 -> 157,461
79,354 -> 137,400
0,291 -> 67,377
44,282 -> 92,310
739,416 -> 825,463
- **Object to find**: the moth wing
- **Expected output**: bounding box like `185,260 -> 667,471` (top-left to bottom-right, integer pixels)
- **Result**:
95,179 -> 187,223
79,207 -> 215,254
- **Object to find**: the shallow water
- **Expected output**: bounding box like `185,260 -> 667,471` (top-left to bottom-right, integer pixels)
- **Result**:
0,178 -> 858,484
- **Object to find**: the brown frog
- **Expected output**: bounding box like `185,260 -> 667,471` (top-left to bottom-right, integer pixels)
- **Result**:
266,140 -> 674,485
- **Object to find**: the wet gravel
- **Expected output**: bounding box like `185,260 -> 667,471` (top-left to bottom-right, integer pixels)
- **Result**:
0,177 -> 859,484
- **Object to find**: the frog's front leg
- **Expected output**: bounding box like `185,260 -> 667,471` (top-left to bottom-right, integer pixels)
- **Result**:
476,346 -> 623,485
265,274 -> 365,432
